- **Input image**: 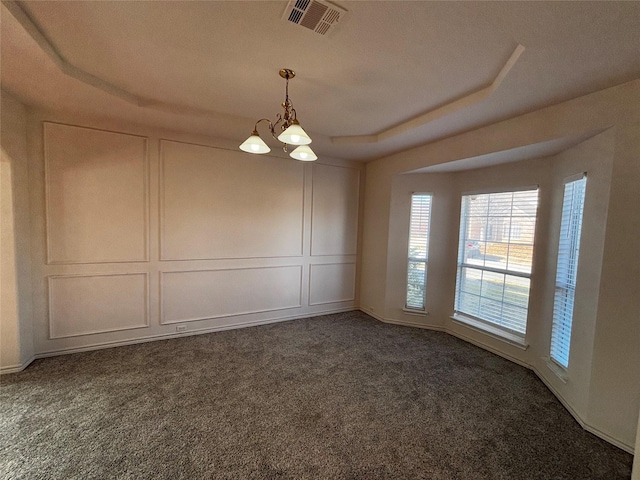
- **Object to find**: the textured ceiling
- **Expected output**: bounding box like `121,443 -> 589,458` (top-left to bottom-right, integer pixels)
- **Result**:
2,1 -> 639,162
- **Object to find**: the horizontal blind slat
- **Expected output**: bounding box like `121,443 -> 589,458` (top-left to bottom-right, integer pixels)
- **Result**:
455,189 -> 538,336
406,194 -> 433,310
550,177 -> 586,368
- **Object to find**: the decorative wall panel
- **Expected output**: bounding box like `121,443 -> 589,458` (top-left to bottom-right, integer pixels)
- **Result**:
48,273 -> 149,338
311,164 -> 359,256
160,140 -> 304,260
309,263 -> 356,305
44,123 -> 148,264
160,266 -> 303,324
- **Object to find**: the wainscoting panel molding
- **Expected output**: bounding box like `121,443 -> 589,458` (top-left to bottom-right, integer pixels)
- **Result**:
310,164 -> 360,256
44,122 -> 149,264
160,140 -> 305,261
27,114 -> 361,372
309,263 -> 356,305
48,273 -> 149,338
160,266 -> 303,324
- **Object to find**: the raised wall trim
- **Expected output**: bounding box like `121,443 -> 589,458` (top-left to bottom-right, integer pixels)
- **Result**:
308,262 -> 357,306
43,122 -> 150,265
159,266 -> 303,324
158,139 -> 305,261
48,272 -> 150,339
310,164 -> 360,257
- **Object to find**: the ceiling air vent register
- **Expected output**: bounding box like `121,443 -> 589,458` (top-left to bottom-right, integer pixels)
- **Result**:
283,0 -> 346,36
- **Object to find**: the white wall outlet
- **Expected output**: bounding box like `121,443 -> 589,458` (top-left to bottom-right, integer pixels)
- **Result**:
176,325 -> 187,332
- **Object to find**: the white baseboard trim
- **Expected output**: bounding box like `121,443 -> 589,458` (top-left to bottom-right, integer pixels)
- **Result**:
366,309 -> 635,455
531,366 -> 634,454
0,356 -> 36,374
7,307 -> 357,367
583,423 -> 634,455
6,307 -> 635,454
359,308 -> 444,331
446,328 -> 530,369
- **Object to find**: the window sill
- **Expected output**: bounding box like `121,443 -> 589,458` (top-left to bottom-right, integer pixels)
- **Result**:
402,308 -> 429,316
450,313 -> 528,350
544,357 -> 568,383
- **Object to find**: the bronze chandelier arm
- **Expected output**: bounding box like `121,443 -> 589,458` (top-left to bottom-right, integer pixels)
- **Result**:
253,117 -> 291,153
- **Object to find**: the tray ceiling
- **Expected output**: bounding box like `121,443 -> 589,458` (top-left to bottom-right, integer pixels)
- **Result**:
2,1 -> 639,161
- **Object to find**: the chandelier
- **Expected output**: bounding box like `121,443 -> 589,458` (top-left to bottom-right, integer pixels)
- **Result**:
239,68 -> 317,161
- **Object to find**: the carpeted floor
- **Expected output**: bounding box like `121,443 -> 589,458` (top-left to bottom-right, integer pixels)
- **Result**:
0,311 -> 633,479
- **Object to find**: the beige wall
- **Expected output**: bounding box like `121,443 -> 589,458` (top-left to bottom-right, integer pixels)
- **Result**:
0,91 -> 34,372
3,77 -> 637,460
360,80 -> 640,452
379,172 -> 457,328
15,108 -> 362,360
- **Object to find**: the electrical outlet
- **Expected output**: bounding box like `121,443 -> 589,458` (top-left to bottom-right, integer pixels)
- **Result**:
176,325 -> 187,332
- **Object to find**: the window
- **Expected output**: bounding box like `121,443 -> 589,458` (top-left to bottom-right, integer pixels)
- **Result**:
550,175 -> 586,369
406,193 -> 433,310
453,189 -> 539,343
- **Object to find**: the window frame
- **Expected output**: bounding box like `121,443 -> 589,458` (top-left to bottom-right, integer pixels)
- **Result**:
452,186 -> 539,345
405,192 -> 433,312
549,173 -> 587,370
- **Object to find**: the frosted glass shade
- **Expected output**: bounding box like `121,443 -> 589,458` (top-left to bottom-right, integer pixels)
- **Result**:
239,133 -> 270,154
277,121 -> 311,145
290,145 -> 317,161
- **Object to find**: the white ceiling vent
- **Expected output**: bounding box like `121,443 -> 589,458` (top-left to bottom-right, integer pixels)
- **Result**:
283,0 -> 346,36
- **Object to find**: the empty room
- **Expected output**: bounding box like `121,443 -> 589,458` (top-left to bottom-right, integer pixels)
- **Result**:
1,1 -> 639,478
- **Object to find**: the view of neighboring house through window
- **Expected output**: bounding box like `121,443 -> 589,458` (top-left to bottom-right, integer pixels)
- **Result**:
454,188 -> 539,343
550,175 -> 587,369
406,193 -> 433,310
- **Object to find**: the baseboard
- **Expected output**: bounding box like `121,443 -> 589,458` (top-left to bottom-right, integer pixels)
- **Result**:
531,366 -> 634,454
0,355 -> 36,374
583,423 -> 634,455
366,309 -> 635,455
445,328 -> 530,369
7,307 -> 635,454
20,306 -> 358,362
359,308 -> 444,331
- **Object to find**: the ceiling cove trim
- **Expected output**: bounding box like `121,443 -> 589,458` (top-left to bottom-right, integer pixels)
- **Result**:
3,0 -> 225,118
4,0 -> 523,141
331,44 -> 525,145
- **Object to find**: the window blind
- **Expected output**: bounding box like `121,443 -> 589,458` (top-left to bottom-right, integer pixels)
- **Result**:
406,194 -> 433,310
454,189 -> 539,338
550,175 -> 586,368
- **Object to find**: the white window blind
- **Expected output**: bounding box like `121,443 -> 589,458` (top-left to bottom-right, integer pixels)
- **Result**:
550,175 -> 586,369
406,194 -> 433,310
454,189 -> 539,339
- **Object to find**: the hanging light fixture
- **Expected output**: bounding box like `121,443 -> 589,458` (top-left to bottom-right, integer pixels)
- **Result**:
239,68 -> 316,161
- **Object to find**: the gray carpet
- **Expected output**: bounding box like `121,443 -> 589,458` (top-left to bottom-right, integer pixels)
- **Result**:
0,311 -> 632,479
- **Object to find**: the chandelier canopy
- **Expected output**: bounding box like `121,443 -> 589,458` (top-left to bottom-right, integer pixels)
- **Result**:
239,69 -> 317,161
